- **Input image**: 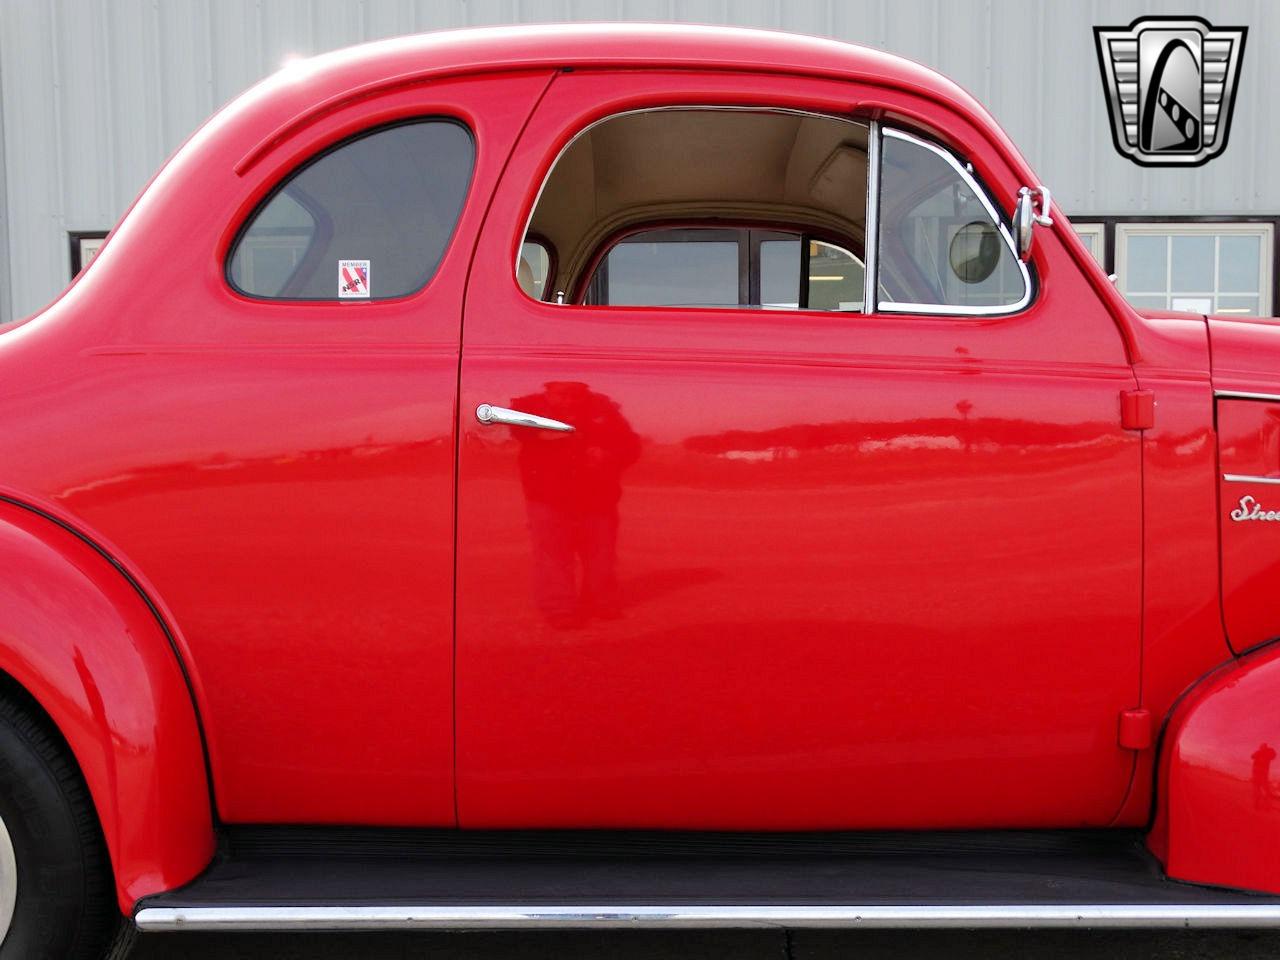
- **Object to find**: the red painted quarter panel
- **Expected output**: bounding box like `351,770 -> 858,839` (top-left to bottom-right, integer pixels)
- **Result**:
0,69 -> 554,828
0,502 -> 212,912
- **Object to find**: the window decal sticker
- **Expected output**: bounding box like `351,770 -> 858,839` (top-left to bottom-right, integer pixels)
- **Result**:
339,259 -> 370,298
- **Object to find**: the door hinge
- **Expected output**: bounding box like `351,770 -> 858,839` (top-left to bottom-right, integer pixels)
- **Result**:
1120,389 -> 1155,431
1118,708 -> 1153,751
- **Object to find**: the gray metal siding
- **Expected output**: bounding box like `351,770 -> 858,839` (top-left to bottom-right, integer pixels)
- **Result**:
0,35 -> 10,327
1,0 -> 1276,319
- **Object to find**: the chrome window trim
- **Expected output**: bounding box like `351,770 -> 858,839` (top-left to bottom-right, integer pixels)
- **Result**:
1216,390 -> 1280,403
136,903 -> 1280,931
875,128 -> 1033,318
862,120 -> 882,314
517,105 -> 873,309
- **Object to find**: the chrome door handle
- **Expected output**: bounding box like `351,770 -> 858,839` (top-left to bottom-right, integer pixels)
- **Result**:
475,403 -> 574,432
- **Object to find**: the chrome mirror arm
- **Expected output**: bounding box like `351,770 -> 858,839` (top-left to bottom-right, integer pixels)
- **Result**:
1014,185 -> 1054,261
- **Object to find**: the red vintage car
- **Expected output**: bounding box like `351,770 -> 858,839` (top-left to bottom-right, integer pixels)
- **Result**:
2,21 -> 1280,959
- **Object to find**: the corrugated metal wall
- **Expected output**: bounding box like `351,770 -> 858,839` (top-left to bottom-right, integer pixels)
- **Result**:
1,0 -> 1276,321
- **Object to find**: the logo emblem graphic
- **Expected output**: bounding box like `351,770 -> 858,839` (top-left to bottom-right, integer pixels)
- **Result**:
1094,16 -> 1246,167
1230,496 -> 1280,522
338,259 -> 370,299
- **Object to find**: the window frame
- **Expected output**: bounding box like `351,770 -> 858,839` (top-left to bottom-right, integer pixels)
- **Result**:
1111,220 -> 1275,317
871,126 -> 1034,318
1072,223 -> 1107,267
518,107 -> 1035,320
224,116 -> 476,304
68,230 -> 109,279
518,106 -> 874,313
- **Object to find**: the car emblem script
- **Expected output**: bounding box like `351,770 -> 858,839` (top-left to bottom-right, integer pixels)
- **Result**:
1230,496 -> 1280,523
1094,16 -> 1246,167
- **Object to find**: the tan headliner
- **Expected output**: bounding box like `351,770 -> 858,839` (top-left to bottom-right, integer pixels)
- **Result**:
528,109 -> 870,295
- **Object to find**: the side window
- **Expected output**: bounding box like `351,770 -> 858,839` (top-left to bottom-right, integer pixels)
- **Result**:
806,241 -> 864,310
584,228 -> 865,310
759,236 -> 863,310
589,229 -> 741,307
523,109 -> 869,311
876,129 -> 1029,313
520,110 -> 1028,317
228,120 -> 474,301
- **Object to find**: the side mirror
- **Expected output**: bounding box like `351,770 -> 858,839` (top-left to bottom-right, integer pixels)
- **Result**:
1013,186 -> 1054,261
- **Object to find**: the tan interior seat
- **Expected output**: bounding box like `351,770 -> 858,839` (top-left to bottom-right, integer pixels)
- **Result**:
517,256 -> 537,298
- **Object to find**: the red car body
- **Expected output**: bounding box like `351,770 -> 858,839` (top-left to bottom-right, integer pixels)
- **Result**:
1,23 -> 1277,915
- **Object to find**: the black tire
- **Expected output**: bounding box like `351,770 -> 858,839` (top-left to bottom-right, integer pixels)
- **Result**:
0,690 -> 118,959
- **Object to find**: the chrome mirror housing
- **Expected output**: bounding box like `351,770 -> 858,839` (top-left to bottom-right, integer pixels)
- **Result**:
1013,185 -> 1053,261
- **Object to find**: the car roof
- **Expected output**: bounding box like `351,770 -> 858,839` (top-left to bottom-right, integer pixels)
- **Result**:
226,23 -> 1003,159
294,22 -> 978,101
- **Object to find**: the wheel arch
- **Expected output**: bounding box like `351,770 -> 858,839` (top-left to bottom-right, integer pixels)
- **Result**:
0,498 -> 214,914
1149,640 -> 1280,894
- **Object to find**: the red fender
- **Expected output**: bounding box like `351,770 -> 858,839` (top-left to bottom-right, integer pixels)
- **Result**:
0,500 -> 213,913
1150,643 -> 1280,894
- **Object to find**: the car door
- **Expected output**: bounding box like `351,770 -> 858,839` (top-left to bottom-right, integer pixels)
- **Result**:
455,70 -> 1142,829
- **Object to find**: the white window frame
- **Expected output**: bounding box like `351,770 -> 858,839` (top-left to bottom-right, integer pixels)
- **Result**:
1072,223 -> 1106,267
1115,222 -> 1274,316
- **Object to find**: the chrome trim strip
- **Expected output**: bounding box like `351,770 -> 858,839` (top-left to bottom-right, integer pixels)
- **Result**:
876,129 -> 1033,318
134,904 -> 1280,931
862,120 -> 881,314
1224,474 -> 1280,485
1216,390 -> 1280,403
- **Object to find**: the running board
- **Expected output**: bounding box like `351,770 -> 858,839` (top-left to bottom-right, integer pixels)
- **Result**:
134,828 -> 1280,931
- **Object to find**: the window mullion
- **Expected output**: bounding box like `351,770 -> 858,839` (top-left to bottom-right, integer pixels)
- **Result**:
863,120 -> 881,314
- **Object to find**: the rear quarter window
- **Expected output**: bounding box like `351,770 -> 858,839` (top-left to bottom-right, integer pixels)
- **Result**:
227,119 -> 474,301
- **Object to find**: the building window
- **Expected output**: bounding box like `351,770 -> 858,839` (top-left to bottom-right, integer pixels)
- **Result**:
1073,224 -> 1106,266
69,231 -> 108,278
1115,223 -> 1274,316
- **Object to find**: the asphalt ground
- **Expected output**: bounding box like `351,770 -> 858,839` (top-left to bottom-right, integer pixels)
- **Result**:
126,929 -> 1280,959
